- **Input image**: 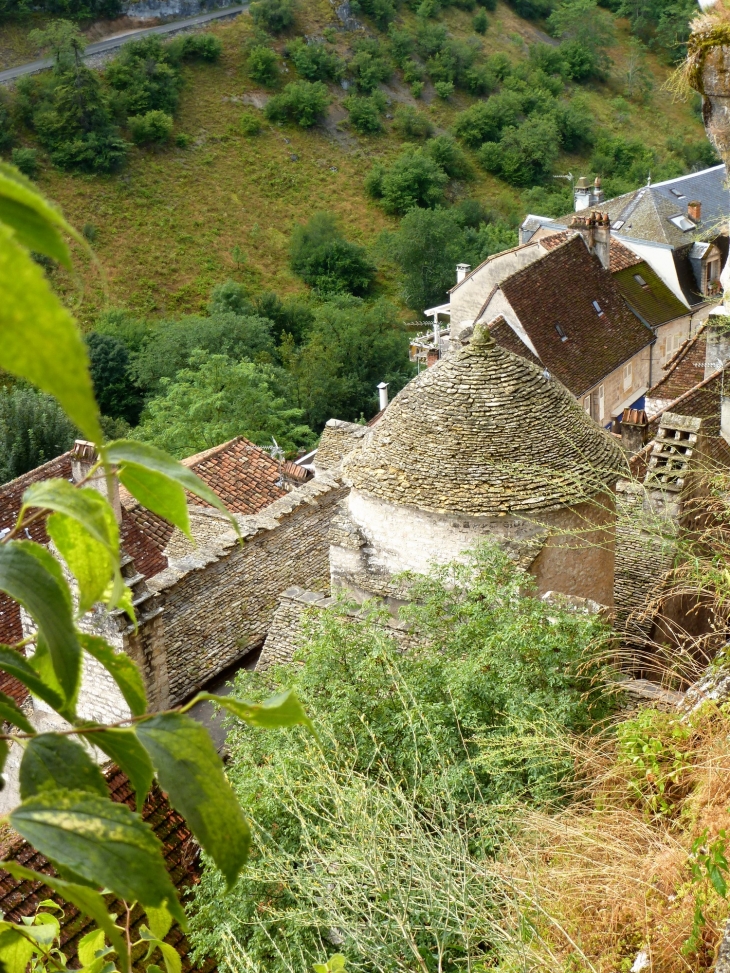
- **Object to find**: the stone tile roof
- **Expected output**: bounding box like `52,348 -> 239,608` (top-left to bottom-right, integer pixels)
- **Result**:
496,236 -> 654,397
613,261 -> 688,327
343,322 -> 626,515
649,322 -> 709,404
539,231 -> 642,273
0,767 -> 212,973
180,437 -> 308,515
315,421 -> 369,472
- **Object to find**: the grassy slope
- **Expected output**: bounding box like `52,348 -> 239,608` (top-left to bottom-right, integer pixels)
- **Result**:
18,0 -> 706,324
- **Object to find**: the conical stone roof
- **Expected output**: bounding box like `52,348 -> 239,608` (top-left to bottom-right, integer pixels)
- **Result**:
342,323 -> 626,515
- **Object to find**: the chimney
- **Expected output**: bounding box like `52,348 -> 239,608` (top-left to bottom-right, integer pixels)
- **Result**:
593,176 -> 604,206
456,263 -> 470,284
426,348 -> 439,368
574,176 -> 591,212
620,408 -> 648,456
570,211 -> 611,271
71,440 -> 121,523
688,200 -> 702,223
705,309 -> 730,379
377,382 -> 389,411
722,396 -> 730,446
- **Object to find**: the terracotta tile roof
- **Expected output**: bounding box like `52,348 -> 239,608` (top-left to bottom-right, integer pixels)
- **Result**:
488,316 -> 543,368
181,437 -> 309,515
648,322 -> 708,405
0,767 -> 213,973
120,507 -> 171,579
497,236 -> 654,397
539,231 -> 642,273
613,262 -> 688,328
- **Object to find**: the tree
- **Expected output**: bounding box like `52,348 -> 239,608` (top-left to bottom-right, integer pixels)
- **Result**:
105,36 -> 182,117
134,350 -> 313,457
0,386 -> 77,484
289,211 -> 377,296
85,332 -> 144,425
249,0 -> 296,33
365,147 -> 448,215
0,157 -> 312,968
264,80 -> 330,127
29,20 -> 86,70
478,116 -> 561,186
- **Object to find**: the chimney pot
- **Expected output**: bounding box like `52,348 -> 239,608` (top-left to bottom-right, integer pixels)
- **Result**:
426,349 -> 439,368
688,200 -> 702,223
376,382 -> 389,411
456,263 -> 471,284
620,409 -> 648,456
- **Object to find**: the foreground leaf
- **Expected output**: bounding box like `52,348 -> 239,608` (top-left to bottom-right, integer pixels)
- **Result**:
0,163 -> 82,267
19,734 -> 108,801
0,222 -> 101,443
22,481 -> 119,556
90,726 -> 153,812
10,789 -> 186,927
137,713 -> 250,888
0,647 -> 64,713
80,635 -> 147,717
0,542 -> 81,704
0,691 -> 35,734
47,513 -> 113,615
0,927 -> 34,973
189,689 -> 315,734
0,861 -> 130,973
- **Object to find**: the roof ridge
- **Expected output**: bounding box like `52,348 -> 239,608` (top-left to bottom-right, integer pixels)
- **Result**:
648,363 -> 725,423
661,319 -> 709,375
180,437 -> 244,468
0,449 -> 73,495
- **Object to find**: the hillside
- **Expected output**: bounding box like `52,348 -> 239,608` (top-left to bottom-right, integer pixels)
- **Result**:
0,0 -> 711,322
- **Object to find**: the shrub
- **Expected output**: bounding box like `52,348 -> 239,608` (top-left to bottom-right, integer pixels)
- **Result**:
452,89 -> 523,147
290,211 -> 377,295
249,0 -> 296,33
393,103 -> 434,139
239,110 -> 262,135
410,80 -> 424,98
82,222 -> 97,241
345,93 -> 386,134
387,24 -> 414,65
50,129 -> 129,172
128,109 -> 173,145
10,148 -> 38,178
264,80 -> 330,127
507,0 -> 553,17
175,131 -> 193,146
351,0 -> 398,28
473,6 -> 489,29
552,94 -> 594,151
177,32 -> 222,61
434,79 -> 455,99
366,146 -> 448,214
286,37 -> 344,81
106,40 -> 181,116
246,44 -> 280,86
0,95 -> 13,152
478,115 -> 561,186
350,43 -> 393,93
424,134 -> 471,178
0,386 -> 77,485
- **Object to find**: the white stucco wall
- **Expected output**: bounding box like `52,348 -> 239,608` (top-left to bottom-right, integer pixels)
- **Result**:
449,244 -> 544,327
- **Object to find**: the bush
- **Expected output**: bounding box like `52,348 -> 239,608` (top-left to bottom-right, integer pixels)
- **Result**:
366,147 -> 448,214
507,0 -> 553,17
410,80 -> 424,98
0,95 -> 13,152
558,39 -> 601,80
177,33 -> 222,61
85,332 -> 144,424
478,115 -> 561,186
246,44 -> 280,86
351,0 -> 398,28
473,7 -> 488,31
290,212 -> 377,296
434,79 -> 455,99
264,80 -> 330,127
350,42 -> 393,93
345,93 -> 386,134
286,37 -> 344,81
128,109 -> 173,145
452,89 -> 523,147
0,386 -> 77,485
175,131 -> 192,147
424,134 -> 471,178
239,110 -> 262,135
49,130 -> 129,173
249,0 -> 296,33
105,36 -> 182,116
10,148 -> 38,178
393,104 -> 434,139
552,95 -> 594,151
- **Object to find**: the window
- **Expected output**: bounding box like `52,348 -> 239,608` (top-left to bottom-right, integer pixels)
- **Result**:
666,332 -> 684,357
612,220 -> 625,230
634,273 -> 649,289
555,323 -> 567,342
592,300 -> 604,317
707,259 -> 721,281
598,385 -> 605,422
669,214 -> 696,232
623,361 -> 633,392
583,395 -> 591,415
670,189 -> 687,200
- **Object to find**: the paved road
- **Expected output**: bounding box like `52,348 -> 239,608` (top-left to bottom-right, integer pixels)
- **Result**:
0,3 -> 248,84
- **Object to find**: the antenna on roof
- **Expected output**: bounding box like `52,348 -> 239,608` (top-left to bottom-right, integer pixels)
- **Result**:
647,172 -> 652,187
266,437 -> 285,487
542,369 -> 551,381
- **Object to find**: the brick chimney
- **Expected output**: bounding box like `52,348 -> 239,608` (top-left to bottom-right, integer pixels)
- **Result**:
426,348 -> 439,368
620,408 -> 648,456
71,440 -> 122,523
570,211 -> 611,271
688,201 -> 702,223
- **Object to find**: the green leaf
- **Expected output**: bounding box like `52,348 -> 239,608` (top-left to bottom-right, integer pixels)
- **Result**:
115,465 -> 190,538
189,689 -> 315,734
138,932 -> 180,973
0,739 -> 9,785
47,513 -> 113,615
90,727 -> 153,813
0,647 -> 64,713
25,912 -> 59,947
137,713 -> 250,889
22,481 -> 119,556
0,927 -> 35,973
80,635 -> 147,717
0,861 -> 130,973
710,865 -> 727,898
0,691 -> 34,734
9,789 -> 186,929
0,542 -> 81,705
105,441 -> 237,535
0,169 -> 75,268
78,928 -> 106,967
143,904 -> 173,943
19,734 -> 108,801
0,223 -> 101,444
328,956 -> 346,972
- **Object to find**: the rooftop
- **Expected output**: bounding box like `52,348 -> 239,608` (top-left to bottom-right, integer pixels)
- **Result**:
538,231 -> 642,273
648,322 -> 709,405
343,322 -> 626,516
612,261 -> 689,328
493,235 -> 654,397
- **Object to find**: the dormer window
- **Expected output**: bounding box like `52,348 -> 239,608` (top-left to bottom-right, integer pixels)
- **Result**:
633,274 -> 650,289
555,323 -> 567,342
670,189 -> 687,200
592,300 -> 604,317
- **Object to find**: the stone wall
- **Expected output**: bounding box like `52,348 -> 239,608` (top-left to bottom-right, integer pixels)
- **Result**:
314,420 -> 369,474
143,473 -> 346,705
120,0 -> 233,21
